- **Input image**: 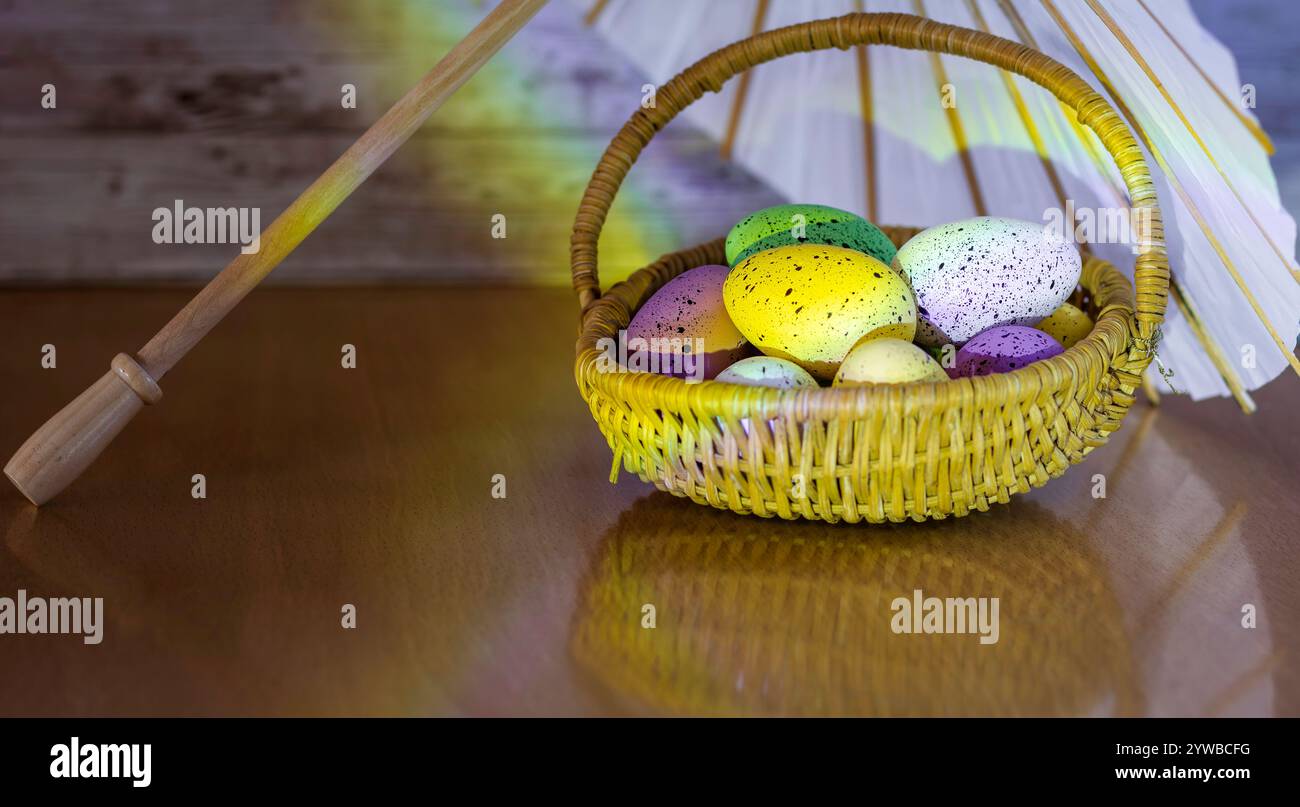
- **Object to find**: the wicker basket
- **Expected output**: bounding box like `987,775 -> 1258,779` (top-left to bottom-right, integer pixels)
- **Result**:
571,13 -> 1169,524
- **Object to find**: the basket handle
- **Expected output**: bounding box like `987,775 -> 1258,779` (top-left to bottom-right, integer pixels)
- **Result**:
570,12 -> 1168,345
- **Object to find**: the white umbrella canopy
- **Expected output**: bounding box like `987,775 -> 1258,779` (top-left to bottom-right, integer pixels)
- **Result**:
573,0 -> 1299,409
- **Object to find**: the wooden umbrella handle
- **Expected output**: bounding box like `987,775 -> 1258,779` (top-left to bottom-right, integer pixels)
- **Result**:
5,0 -> 548,506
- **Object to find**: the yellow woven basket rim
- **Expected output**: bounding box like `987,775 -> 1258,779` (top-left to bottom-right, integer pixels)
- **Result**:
576,230 -> 1139,420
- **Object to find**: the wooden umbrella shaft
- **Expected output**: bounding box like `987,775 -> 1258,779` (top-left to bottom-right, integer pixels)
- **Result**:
5,0 -> 548,506
142,0 -> 547,378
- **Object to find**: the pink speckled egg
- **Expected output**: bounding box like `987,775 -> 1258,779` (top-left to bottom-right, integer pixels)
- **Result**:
953,325 -> 1063,377
626,264 -> 753,380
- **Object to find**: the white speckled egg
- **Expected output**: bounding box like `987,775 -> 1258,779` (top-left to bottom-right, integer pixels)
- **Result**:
1035,302 -> 1093,349
892,216 -> 1082,347
724,244 -> 917,381
833,337 -> 949,386
715,356 -> 819,389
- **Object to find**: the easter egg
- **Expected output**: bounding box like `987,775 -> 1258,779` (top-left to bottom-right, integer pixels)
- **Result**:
1035,302 -> 1093,349
715,356 -> 819,389
953,325 -> 1063,377
626,264 -> 752,380
724,244 -> 917,382
725,203 -> 897,267
833,337 -> 949,386
892,216 -> 1082,347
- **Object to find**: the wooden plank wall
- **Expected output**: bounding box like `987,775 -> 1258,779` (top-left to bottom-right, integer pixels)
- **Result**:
0,0 -> 1293,284
0,0 -> 780,285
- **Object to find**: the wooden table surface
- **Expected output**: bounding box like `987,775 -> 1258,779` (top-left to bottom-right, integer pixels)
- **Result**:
0,286 -> 1296,716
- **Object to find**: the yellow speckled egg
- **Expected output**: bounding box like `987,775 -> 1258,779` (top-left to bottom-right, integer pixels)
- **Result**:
833,337 -> 949,386
723,244 -> 916,381
1035,302 -> 1093,349
714,356 -> 819,389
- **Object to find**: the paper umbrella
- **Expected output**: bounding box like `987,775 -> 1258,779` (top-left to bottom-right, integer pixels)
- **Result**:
574,0 -> 1299,410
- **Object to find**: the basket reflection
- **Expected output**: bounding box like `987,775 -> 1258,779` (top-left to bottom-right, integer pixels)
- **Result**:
572,494 -> 1141,716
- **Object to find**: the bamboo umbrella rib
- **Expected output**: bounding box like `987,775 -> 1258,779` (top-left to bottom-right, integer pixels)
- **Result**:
1084,0 -> 1300,285
1142,368 -> 1162,405
1102,401 -> 1157,489
1135,501 -> 1243,638
1043,0 -> 1300,380
1129,499 -> 1255,714
1169,278 -> 1256,411
914,0 -> 987,216
964,0 -> 1069,219
853,0 -> 878,222
720,0 -> 771,161
967,0 -> 1166,407
1205,651 -> 1281,717
997,2 -> 1127,205
994,0 -> 1253,410
1055,84 -> 1251,411
1026,81 -> 1251,411
1135,0 -> 1275,156
583,0 -> 611,27
854,43 -> 878,220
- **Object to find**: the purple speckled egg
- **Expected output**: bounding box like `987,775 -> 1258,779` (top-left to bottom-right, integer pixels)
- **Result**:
953,325 -> 1063,377
626,264 -> 754,380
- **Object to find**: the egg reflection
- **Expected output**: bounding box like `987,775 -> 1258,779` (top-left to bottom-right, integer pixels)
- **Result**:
572,495 -> 1140,716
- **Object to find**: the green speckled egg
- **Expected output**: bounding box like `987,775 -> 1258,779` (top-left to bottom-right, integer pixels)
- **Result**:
725,203 -> 897,267
723,244 -> 916,382
833,337 -> 950,386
